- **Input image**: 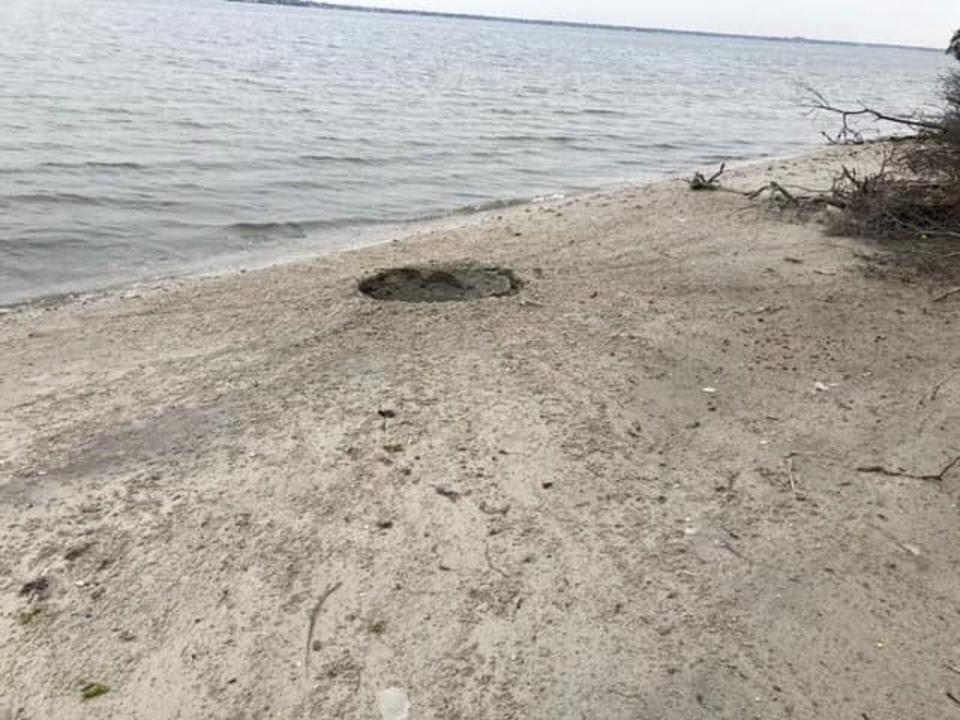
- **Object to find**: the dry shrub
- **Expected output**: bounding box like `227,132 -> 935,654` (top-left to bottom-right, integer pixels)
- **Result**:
821,65 -> 960,274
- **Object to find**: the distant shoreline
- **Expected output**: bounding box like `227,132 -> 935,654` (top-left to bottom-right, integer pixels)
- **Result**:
226,0 -> 939,53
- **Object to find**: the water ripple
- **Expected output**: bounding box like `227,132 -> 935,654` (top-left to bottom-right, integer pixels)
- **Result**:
0,0 -> 947,303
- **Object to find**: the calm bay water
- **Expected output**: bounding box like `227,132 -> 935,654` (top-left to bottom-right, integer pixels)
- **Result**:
0,0 -> 949,303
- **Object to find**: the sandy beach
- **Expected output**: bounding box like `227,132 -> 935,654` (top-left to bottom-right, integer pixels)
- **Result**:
2,144 -> 959,719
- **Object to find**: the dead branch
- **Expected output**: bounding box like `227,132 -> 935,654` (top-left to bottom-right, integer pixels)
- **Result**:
689,163 -> 725,191
803,87 -> 939,145
742,181 -> 844,210
856,455 -> 960,482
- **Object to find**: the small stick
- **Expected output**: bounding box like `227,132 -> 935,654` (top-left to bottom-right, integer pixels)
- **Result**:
857,456 -> 960,482
787,457 -> 798,495
689,163 -> 726,191
304,581 -> 343,679
720,525 -> 741,540
933,287 -> 960,303
770,182 -> 797,204
947,691 -> 960,707
719,539 -> 749,562
930,372 -> 957,402
946,664 -> 960,676
784,453 -> 803,498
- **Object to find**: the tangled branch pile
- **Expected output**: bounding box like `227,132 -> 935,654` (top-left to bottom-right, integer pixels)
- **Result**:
808,41 -> 960,254
685,34 -> 960,276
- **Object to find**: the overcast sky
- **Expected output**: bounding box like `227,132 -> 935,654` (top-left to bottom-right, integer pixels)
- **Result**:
343,0 -> 953,48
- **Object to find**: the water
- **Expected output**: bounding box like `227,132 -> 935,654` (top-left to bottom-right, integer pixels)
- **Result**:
0,0 -> 949,304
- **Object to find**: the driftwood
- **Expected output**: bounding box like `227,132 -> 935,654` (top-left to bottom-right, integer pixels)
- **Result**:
688,163 -> 725,191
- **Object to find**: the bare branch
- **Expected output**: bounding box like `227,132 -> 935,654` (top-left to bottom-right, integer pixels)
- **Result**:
689,163 -> 726,191
800,86 -> 939,145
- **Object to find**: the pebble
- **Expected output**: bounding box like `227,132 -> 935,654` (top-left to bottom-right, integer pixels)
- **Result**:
378,688 -> 410,720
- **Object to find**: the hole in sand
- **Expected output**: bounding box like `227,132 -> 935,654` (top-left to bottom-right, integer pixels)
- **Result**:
358,264 -> 522,303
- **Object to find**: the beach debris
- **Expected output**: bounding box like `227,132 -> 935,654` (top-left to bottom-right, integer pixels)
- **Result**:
433,486 -> 461,502
383,443 -> 405,454
16,607 -> 42,625
933,287 -> 960,303
478,501 -> 510,516
378,688 -> 410,720
688,163 -> 725,191
19,576 -> 50,601
378,409 -> 396,430
304,581 -> 342,679
814,382 -> 831,392
368,620 -> 387,636
784,453 -> 805,499
753,305 -> 786,315
856,455 -> 960,482
744,181 -> 801,206
81,683 -> 110,700
701,387 -> 718,394
64,542 -> 94,561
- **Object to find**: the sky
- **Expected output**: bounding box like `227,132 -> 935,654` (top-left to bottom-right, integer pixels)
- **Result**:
341,0 -> 955,48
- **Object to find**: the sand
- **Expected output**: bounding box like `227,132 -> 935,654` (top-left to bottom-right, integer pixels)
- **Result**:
2,144 -> 959,719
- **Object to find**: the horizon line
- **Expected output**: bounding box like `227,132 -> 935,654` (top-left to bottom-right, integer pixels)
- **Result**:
229,0 -> 942,52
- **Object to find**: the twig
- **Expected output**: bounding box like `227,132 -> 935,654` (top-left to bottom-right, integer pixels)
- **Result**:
689,163 -> 726,191
720,525 -> 741,540
933,287 -> 960,303
304,581 -> 343,679
434,486 -> 462,502
931,372 -> 958,402
742,182 -> 842,209
856,456 -> 960,482
947,691 -> 960,708
803,86 -> 939,132
782,453 -> 805,498
719,539 -> 749,562
946,663 -> 960,676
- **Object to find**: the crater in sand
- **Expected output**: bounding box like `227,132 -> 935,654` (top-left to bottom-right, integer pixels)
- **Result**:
358,264 -> 522,303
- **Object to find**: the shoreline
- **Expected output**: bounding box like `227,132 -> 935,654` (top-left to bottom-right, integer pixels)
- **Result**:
3,142 -> 959,719
0,143 -> 844,315
232,0 -> 941,53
